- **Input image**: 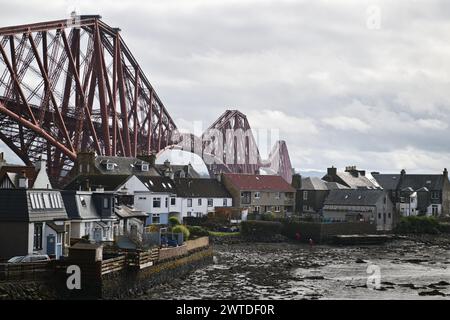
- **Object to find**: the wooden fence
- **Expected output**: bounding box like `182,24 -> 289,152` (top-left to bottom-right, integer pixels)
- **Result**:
0,261 -> 51,281
127,248 -> 160,269
1,238 -> 211,280
101,255 -> 127,275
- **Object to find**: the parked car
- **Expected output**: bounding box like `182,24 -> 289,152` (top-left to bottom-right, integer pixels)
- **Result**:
7,254 -> 50,263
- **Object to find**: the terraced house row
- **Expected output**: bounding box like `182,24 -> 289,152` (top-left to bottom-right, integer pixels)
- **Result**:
0,151 -> 296,261
292,165 -> 450,231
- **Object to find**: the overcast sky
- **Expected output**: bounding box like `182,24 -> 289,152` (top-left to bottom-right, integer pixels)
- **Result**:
1,0 -> 450,174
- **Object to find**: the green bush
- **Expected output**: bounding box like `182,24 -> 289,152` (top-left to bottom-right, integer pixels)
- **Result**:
394,216 -> 440,234
261,213 -> 276,221
172,225 -> 190,240
241,220 -> 282,239
437,222 -> 450,233
187,225 -> 209,238
169,216 -> 181,226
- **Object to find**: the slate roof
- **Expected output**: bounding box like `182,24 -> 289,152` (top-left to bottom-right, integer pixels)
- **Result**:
61,191 -> 102,220
0,189 -> 29,221
155,163 -> 201,179
399,175 -> 445,191
174,178 -> 232,198
64,174 -> 131,191
94,156 -> 160,176
224,173 -> 296,192
301,177 -> 328,190
47,221 -> 65,233
372,173 -> 447,191
371,174 -> 401,190
326,182 -> 350,190
301,177 -> 349,191
324,189 -> 385,206
334,172 -> 377,189
137,176 -> 177,193
0,189 -> 68,222
115,205 -> 148,219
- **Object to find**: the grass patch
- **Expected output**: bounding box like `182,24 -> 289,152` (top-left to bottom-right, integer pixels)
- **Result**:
208,231 -> 240,237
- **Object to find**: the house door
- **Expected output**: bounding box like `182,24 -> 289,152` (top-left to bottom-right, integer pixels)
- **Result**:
94,228 -> 102,242
46,234 -> 56,256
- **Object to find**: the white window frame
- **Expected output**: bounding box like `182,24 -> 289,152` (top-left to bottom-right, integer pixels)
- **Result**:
303,191 -> 308,200
153,197 -> 161,208
254,192 -> 260,199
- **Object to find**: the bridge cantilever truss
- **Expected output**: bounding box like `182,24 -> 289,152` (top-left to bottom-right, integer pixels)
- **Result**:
0,15 -> 176,180
0,16 -> 293,184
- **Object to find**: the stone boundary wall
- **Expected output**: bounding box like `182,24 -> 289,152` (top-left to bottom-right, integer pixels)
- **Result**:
282,222 -> 377,243
102,247 -> 213,299
186,236 -> 209,251
158,245 -> 188,262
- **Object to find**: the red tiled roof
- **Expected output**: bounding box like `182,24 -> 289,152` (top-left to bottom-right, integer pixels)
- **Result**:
223,173 -> 295,192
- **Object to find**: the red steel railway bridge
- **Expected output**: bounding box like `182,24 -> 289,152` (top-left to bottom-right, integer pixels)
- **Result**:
0,15 -> 293,185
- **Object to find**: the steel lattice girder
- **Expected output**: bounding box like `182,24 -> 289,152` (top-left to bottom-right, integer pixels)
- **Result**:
0,15 -> 177,183
0,16 -> 293,184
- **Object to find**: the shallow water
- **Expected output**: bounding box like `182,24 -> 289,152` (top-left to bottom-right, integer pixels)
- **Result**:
138,240 -> 450,300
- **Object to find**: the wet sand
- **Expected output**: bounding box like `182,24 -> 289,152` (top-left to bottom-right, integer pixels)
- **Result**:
138,240 -> 450,300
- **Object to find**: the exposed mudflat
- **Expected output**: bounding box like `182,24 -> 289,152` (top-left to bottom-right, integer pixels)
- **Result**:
138,239 -> 450,300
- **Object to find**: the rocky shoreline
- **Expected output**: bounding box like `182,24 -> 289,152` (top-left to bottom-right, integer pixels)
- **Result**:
138,236 -> 450,300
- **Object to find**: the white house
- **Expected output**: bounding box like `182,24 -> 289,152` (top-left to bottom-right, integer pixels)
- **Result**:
61,190 -> 116,242
0,158 -> 70,260
173,178 -> 233,221
131,176 -> 178,225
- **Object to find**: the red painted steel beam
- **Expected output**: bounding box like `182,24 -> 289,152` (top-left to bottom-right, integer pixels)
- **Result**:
27,33 -> 75,153
94,22 -> 111,156
0,39 -> 38,124
0,101 -> 77,159
61,28 -> 102,154
115,36 -> 132,156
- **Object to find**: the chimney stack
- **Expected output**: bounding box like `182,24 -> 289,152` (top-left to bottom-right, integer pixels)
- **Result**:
18,170 -> 28,189
137,153 -> 156,167
35,156 -> 47,172
400,169 -> 406,176
444,168 -> 448,179
291,173 -> 302,189
327,166 -> 337,176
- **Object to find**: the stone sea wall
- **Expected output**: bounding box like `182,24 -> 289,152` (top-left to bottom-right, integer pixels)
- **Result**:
102,247 -> 213,299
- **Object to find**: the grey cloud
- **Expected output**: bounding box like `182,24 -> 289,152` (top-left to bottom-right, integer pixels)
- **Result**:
1,0 -> 450,173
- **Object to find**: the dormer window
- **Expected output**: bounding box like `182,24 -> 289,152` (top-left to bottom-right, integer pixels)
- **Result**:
106,163 -> 115,171
141,164 -> 149,172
